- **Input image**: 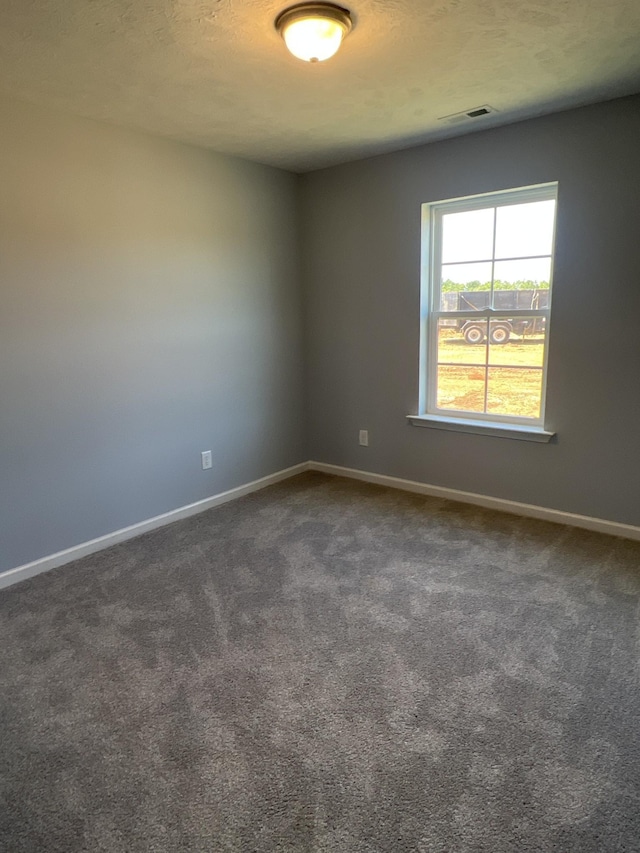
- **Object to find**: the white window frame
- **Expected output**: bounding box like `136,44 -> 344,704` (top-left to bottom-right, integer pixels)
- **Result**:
412,182 -> 558,441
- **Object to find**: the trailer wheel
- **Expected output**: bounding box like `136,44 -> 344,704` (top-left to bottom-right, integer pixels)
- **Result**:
463,324 -> 486,345
489,323 -> 511,345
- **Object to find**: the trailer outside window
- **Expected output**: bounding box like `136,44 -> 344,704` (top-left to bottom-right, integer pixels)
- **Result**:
419,183 -> 557,431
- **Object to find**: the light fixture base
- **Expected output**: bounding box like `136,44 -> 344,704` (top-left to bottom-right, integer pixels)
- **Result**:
275,3 -> 352,35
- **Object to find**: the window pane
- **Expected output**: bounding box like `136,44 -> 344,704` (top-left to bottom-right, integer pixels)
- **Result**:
437,365 -> 486,413
488,323 -> 546,365
442,208 -> 494,264
486,367 -> 543,419
493,258 -> 552,288
437,318 -> 486,364
440,262 -> 493,311
494,199 -> 556,259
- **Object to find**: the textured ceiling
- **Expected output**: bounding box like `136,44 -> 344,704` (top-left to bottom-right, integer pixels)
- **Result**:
1,0 -> 639,171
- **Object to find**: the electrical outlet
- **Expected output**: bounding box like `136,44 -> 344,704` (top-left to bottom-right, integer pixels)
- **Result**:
359,430 -> 369,447
201,450 -> 212,470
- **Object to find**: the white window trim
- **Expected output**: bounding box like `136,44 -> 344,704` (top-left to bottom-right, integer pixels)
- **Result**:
412,182 -> 558,440
406,414 -> 555,442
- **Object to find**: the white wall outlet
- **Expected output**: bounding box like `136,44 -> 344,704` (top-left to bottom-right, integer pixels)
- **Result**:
359,430 -> 369,447
201,450 -> 212,470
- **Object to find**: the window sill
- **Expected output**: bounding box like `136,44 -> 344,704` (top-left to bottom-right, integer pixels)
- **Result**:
406,414 -> 555,443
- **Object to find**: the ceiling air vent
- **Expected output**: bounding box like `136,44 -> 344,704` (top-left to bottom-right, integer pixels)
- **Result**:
438,105 -> 497,125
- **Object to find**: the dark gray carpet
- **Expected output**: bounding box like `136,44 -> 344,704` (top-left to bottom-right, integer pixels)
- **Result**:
2,472 -> 640,852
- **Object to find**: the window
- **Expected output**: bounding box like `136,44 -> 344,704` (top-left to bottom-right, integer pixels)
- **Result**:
416,183 -> 557,439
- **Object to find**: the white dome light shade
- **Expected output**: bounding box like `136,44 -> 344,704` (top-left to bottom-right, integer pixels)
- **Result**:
276,4 -> 353,63
283,17 -> 344,62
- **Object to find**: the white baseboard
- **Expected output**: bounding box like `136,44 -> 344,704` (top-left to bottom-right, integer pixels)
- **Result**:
308,461 -> 640,542
3,459 -> 638,592
0,462 -> 310,591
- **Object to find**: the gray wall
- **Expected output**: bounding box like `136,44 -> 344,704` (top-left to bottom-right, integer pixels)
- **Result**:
301,95 -> 640,527
0,95 -> 305,573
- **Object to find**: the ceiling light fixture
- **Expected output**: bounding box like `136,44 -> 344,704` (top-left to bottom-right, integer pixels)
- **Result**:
275,3 -> 353,63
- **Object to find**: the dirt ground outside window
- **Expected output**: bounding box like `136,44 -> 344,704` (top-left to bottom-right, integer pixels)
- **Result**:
436,331 -> 545,418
